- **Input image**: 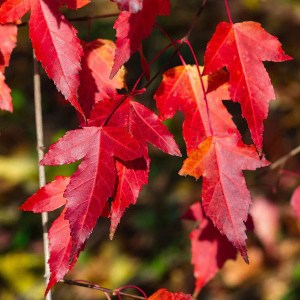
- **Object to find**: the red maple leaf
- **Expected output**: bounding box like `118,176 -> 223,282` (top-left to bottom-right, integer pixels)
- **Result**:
154,65 -> 238,151
20,176 -> 70,212
19,176 -> 76,295
45,209 -> 74,295
19,177 -> 76,293
29,0 -> 83,113
39,91 -> 180,281
87,96 -> 180,236
78,39 -> 126,118
179,134 -> 269,260
111,0 -> 170,76
203,21 -> 292,151
291,186 -> 300,221
0,23 -> 17,111
110,156 -> 149,239
19,177 -> 74,293
41,126 -> 144,257
183,202 -> 237,295
149,288 -> 193,300
0,0 -> 85,113
20,176 -> 109,293
88,96 -> 181,157
0,0 -> 30,23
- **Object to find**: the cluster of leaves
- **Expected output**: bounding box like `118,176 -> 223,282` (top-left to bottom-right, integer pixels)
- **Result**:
0,0 -> 295,298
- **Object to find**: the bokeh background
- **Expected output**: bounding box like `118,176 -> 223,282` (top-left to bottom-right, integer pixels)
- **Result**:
1,0 -> 300,299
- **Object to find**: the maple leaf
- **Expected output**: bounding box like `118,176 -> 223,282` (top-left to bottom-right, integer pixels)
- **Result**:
149,288 -> 193,300
154,65 -> 239,151
184,202 -> 237,295
45,209 -> 82,295
20,175 -> 109,292
0,0 -> 84,112
179,134 -> 269,260
112,0 -> 143,13
78,39 -> 126,118
20,176 -> 70,212
0,23 -> 17,111
138,46 -> 150,80
41,126 -> 144,257
0,0 -> 30,23
111,0 -> 170,76
203,21 -> 292,151
291,186 -> 300,221
19,176 -> 76,294
18,176 -> 77,294
88,96 -> 181,157
87,96 -> 180,236
29,0 -> 83,113
110,156 -> 149,239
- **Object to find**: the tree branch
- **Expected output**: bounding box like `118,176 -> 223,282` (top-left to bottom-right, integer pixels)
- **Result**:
17,13 -> 119,28
33,53 -> 51,300
185,0 -> 207,39
269,145 -> 300,170
61,280 -> 147,299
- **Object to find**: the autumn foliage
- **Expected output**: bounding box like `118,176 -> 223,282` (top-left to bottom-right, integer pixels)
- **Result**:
0,0 -> 297,298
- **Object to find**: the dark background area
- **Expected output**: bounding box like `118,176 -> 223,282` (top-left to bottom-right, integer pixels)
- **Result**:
0,0 -> 300,299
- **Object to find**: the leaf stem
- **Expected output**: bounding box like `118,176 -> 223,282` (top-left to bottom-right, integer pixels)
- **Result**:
142,42 -> 184,90
155,23 -> 186,65
33,53 -> 51,300
131,41 -> 175,92
184,39 -> 214,136
224,0 -> 233,24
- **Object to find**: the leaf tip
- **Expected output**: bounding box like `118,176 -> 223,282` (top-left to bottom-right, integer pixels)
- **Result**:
109,232 -> 115,240
240,247 -> 249,264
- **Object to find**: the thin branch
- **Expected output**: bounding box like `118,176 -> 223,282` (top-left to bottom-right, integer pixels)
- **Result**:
116,285 -> 148,299
131,41 -> 177,92
185,0 -> 207,38
142,42 -> 184,90
33,53 -> 51,300
61,279 -> 147,300
138,0 -> 207,91
68,13 -> 119,22
17,13 -> 119,28
269,145 -> 300,171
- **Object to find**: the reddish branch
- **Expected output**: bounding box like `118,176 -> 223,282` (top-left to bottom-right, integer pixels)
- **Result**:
17,12 -> 119,27
61,280 -> 147,300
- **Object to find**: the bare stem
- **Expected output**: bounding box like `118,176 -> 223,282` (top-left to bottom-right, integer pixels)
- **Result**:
18,13 -> 119,28
33,53 -> 51,300
224,0 -> 233,24
185,0 -> 207,38
61,280 -> 147,299
269,144 -> 300,171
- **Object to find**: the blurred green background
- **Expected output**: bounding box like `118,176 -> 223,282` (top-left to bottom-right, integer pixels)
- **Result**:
1,0 -> 300,299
